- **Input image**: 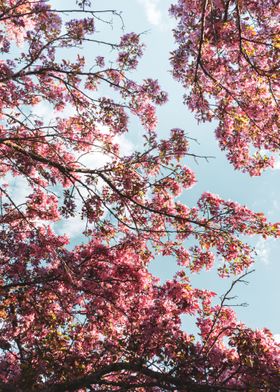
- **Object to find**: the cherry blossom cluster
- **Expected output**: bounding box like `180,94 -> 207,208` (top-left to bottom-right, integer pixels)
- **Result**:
171,0 -> 279,175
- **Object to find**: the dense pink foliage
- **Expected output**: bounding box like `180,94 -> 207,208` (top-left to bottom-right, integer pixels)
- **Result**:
0,1 -> 279,391
171,0 -> 279,175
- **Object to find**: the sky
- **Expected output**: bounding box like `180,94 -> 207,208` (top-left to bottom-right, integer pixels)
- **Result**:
86,0 -> 280,338
14,0 -> 279,340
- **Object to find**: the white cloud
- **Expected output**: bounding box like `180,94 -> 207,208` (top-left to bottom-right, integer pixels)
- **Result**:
2,174 -> 31,207
273,158 -> 280,170
77,147 -> 111,171
255,238 -> 270,265
274,334 -> 280,343
138,0 -> 163,26
55,214 -> 86,240
32,101 -> 75,123
76,132 -> 132,167
116,133 -> 134,156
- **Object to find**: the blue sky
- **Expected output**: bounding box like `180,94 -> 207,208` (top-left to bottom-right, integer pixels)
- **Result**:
40,0 -> 279,339
90,0 -> 280,337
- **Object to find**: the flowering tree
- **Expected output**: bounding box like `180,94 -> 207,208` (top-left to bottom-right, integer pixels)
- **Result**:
0,1 -> 279,391
171,0 -> 279,175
